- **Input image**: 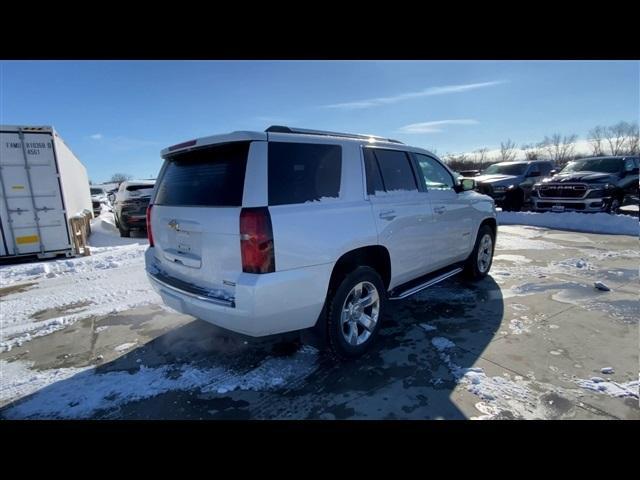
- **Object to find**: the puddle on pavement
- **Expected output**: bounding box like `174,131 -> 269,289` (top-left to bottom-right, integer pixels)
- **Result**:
544,233 -> 593,243
0,282 -> 37,298
30,300 -> 94,321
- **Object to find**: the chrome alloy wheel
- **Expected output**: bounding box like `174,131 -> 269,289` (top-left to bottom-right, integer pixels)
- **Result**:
477,233 -> 493,273
340,281 -> 380,346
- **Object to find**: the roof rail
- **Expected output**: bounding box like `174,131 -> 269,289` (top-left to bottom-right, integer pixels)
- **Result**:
265,125 -> 404,144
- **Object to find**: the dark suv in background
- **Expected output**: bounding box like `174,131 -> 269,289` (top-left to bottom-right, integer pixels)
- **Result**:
113,180 -> 155,237
531,156 -> 639,214
472,160 -> 556,211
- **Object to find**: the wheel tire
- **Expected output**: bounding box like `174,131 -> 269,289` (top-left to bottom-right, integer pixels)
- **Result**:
325,266 -> 386,360
607,196 -> 622,214
504,189 -> 524,212
464,224 -> 495,280
119,225 -> 131,237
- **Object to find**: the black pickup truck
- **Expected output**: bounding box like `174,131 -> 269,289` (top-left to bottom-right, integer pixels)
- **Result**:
531,156 -> 639,213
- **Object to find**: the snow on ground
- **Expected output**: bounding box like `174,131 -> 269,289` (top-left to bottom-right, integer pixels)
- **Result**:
508,317 -> 531,335
498,211 -> 639,236
494,254 -> 532,264
422,326 -> 639,418
496,229 -> 565,251
575,377 -> 638,399
426,333 -> 542,418
1,346 -> 319,419
0,211 -> 157,352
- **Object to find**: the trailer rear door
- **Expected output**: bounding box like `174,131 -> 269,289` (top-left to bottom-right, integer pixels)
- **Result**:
0,130 -> 71,256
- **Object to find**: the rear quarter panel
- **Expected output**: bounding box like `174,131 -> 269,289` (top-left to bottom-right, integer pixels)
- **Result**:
267,140 -> 378,271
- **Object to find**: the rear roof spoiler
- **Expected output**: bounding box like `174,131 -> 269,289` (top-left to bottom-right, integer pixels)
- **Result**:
161,131 -> 267,157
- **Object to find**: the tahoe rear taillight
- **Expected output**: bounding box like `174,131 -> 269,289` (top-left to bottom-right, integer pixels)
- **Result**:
240,207 -> 275,274
146,205 -> 154,247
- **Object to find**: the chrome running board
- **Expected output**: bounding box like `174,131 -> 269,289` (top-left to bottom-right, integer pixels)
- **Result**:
388,267 -> 463,300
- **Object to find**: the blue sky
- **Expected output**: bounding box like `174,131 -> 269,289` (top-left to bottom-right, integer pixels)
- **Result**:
1,60 -> 638,183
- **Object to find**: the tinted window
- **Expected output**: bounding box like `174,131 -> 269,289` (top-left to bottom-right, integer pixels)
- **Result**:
373,149 -> 418,192
126,184 -> 154,192
363,148 -> 384,195
268,142 -> 342,205
154,142 -> 249,206
415,154 -> 454,190
624,158 -> 636,171
483,163 -> 527,176
561,158 -> 624,174
539,163 -> 553,176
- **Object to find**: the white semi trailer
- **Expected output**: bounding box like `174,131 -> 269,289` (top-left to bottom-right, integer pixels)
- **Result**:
0,125 -> 92,259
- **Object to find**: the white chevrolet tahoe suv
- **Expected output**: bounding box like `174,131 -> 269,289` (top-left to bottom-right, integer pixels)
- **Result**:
145,126 -> 497,358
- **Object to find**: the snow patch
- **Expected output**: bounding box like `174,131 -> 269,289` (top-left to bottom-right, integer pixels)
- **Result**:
431,337 -> 455,351
419,323 -> 437,332
494,254 -> 532,264
2,346 -> 319,419
496,233 -> 563,251
576,378 -> 638,399
508,318 -> 530,335
498,211 -> 639,236
0,211 -> 159,352
114,342 -> 137,352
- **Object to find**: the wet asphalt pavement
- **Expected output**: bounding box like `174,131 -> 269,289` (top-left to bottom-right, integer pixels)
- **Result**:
1,225 -> 638,419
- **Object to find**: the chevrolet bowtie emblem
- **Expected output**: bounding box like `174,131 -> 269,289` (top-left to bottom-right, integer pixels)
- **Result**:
168,219 -> 179,231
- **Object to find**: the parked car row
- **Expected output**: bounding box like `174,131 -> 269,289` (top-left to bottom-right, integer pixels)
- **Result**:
460,156 -> 639,213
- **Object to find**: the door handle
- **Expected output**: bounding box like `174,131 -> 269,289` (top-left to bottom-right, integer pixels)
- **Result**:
379,209 -> 396,220
434,206 -> 446,215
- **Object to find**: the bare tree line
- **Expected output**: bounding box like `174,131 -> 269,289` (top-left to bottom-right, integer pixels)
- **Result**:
109,173 -> 133,184
442,121 -> 639,172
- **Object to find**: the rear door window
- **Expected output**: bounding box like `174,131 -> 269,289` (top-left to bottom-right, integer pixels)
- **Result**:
268,142 -> 342,205
370,149 -> 418,192
154,142 -> 249,207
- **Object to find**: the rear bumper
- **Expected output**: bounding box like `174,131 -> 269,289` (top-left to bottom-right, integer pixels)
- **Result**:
145,248 -> 332,337
120,213 -> 147,228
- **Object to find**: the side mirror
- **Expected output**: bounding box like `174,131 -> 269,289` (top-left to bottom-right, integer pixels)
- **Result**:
549,169 -> 558,176
108,193 -> 115,203
455,178 -> 476,193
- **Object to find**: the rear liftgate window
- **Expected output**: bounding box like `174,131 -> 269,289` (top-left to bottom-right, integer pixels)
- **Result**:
154,142 -> 250,206
268,142 -> 342,206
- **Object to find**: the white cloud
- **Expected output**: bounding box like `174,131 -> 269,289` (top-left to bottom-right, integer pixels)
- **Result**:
398,119 -> 479,134
90,133 -> 103,140
324,80 -> 508,109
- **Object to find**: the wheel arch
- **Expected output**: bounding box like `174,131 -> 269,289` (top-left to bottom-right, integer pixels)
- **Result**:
477,216 -> 497,243
328,245 -> 392,294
